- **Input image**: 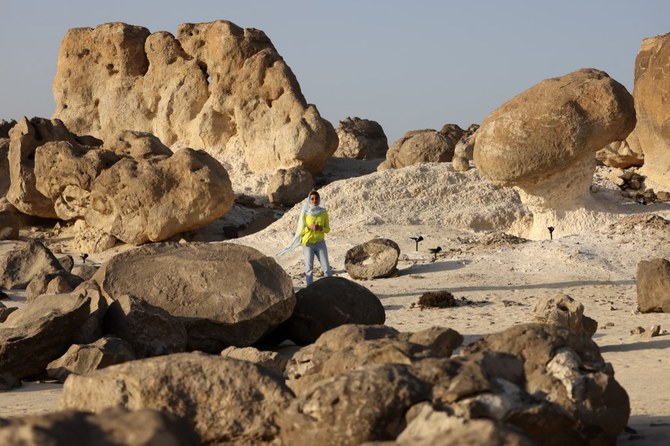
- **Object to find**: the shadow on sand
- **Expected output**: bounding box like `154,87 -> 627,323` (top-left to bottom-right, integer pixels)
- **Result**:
599,336 -> 670,353
618,414 -> 670,445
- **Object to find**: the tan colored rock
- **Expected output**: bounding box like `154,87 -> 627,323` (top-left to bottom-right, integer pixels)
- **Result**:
334,116 -> 388,159
92,242 -> 295,352
85,147 -> 233,245
533,294 -> 598,337
71,219 -> 118,254
378,129 -> 457,170
60,352 -> 294,445
52,21 -> 337,176
0,198 -> 21,240
630,33 -> 670,188
266,166 -> 313,206
474,69 -> 636,239
7,117 -> 101,218
596,139 -> 644,168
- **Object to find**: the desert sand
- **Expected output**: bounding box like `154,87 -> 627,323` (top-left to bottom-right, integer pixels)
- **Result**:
1,159 -> 670,445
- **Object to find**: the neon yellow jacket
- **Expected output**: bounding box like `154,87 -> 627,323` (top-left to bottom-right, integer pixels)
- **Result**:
301,210 -> 330,246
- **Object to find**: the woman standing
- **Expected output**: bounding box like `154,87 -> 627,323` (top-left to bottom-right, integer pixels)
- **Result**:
277,190 -> 332,286
300,191 -> 332,286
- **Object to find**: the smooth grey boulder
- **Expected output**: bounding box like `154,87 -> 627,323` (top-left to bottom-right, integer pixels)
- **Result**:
92,242 -> 295,352
345,238 -> 400,280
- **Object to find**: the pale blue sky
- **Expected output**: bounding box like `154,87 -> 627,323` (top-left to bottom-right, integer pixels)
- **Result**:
1,1 -> 668,143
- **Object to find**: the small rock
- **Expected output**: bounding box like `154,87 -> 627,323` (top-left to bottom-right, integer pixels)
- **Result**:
643,325 -> 661,338
630,326 -> 645,336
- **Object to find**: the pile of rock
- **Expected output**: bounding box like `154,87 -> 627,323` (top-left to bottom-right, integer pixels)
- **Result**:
2,117 -> 234,248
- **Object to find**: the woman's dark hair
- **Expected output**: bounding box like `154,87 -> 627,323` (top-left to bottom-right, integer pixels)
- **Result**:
309,191 -> 320,200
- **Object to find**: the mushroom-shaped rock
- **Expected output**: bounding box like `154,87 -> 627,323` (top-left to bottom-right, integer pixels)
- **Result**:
474,68 -> 636,239
630,33 -> 670,188
345,238 -> 400,280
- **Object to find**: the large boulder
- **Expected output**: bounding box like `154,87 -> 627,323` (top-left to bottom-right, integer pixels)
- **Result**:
345,238 -> 400,279
0,290 -> 106,379
277,277 -> 386,345
0,239 -> 64,289
34,131 -> 234,245
630,33 -> 670,188
0,199 -> 20,240
464,323 -> 630,445
52,21 -> 338,175
278,364 -> 431,445
265,166 -> 313,206
60,352 -> 295,445
92,242 -> 295,352
636,258 -> 670,313
83,147 -> 234,245
103,294 -> 188,358
334,116 -> 388,159
7,117 -> 101,218
0,408 -> 200,446
285,324 -> 462,397
378,129 -> 457,170
474,68 -> 636,239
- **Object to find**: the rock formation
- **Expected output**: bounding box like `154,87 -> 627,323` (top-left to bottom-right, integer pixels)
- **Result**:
629,33 -> 670,188
345,238 -> 400,279
92,242 -> 295,352
334,116 -> 388,159
378,128 -> 459,170
474,68 -> 636,239
52,21 -> 338,177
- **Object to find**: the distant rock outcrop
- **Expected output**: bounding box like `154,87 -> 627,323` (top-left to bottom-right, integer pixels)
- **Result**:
334,117 -> 388,159
474,68 -> 636,239
52,21 -> 338,175
378,128 -> 459,170
630,33 -> 670,188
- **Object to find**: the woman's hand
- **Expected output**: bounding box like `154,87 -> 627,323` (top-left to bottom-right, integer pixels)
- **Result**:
308,224 -> 322,231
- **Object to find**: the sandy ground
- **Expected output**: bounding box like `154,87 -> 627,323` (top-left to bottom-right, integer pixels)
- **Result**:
1,160 -> 670,444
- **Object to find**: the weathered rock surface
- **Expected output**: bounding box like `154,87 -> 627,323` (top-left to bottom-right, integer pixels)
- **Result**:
334,116 -> 388,159
596,139 -> 644,169
636,258 -> 670,313
0,290 -> 104,379
84,147 -> 234,245
630,33 -> 670,188
60,352 -> 294,444
464,323 -> 630,445
277,277 -> 386,345
0,370 -> 21,391
52,21 -> 338,175
533,294 -> 598,336
92,242 -> 295,352
0,302 -> 18,323
103,294 -> 187,358
474,68 -> 636,239
378,129 -> 457,170
0,408 -> 200,446
265,166 -> 313,206
46,336 -> 136,383
220,345 -> 290,376
0,239 -> 64,289
345,238 -> 400,279
26,271 -> 84,302
7,117 -> 101,218
279,364 -> 430,445
285,324 -> 462,397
